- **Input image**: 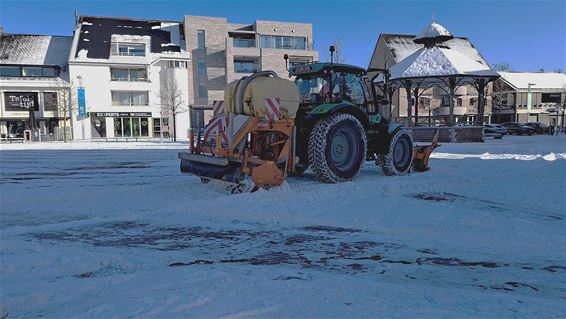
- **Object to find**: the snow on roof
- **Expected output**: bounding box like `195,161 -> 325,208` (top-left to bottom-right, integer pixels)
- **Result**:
414,22 -> 453,44
0,34 -> 72,67
498,72 -> 566,90
384,46 -> 498,81
382,34 -> 488,66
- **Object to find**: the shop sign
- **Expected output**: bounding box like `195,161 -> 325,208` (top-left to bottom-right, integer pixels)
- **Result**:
77,88 -> 87,116
91,112 -> 152,117
4,92 -> 39,111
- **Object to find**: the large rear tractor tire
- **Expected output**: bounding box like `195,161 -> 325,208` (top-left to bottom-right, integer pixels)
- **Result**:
308,113 -> 367,183
377,129 -> 414,176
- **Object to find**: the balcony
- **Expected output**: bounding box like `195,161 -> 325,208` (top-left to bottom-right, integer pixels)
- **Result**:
433,106 -> 467,116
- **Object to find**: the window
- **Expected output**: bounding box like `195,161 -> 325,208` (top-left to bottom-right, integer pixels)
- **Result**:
470,98 -> 477,106
114,117 -> 149,137
111,42 -> 146,56
342,74 -> 365,105
111,91 -> 149,106
22,67 -> 43,76
541,93 -> 561,103
289,58 -> 312,67
197,30 -> 206,50
0,65 -> 59,77
259,35 -> 308,50
167,61 -> 187,69
198,60 -> 207,77
0,66 -> 21,76
111,68 -> 147,81
233,37 -> 256,48
198,84 -> 207,97
43,92 -> 58,111
4,92 -> 39,111
234,60 -> 258,73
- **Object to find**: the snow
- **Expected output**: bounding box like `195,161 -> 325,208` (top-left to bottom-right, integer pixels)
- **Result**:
1,135 -> 565,318
81,22 -> 93,26
414,22 -> 453,41
499,72 -> 566,90
386,46 -> 499,81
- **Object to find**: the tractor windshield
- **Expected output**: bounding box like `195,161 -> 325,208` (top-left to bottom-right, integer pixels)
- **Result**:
295,74 -> 341,104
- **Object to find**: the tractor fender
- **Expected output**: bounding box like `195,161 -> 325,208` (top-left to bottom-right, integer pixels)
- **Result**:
306,102 -> 369,127
387,123 -> 404,135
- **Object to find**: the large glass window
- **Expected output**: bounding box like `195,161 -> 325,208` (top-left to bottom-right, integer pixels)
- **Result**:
111,68 -> 147,81
91,116 -> 107,138
234,60 -> 258,73
259,35 -> 308,50
197,30 -> 206,50
0,65 -> 58,77
198,60 -> 207,77
343,74 -> 366,105
0,66 -> 21,76
233,37 -> 256,48
541,93 -> 561,103
111,42 -> 146,56
167,61 -> 187,69
43,92 -> 58,111
198,84 -> 208,97
114,117 -> 150,137
111,91 -> 149,106
22,67 -> 43,76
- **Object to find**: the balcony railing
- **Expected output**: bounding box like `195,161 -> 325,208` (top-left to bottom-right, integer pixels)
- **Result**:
233,38 -> 256,48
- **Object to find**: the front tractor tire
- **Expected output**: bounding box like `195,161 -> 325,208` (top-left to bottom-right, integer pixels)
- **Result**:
308,113 -> 367,183
377,129 -> 414,176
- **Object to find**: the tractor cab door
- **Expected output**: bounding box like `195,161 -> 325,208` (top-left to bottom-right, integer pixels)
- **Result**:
341,73 -> 369,110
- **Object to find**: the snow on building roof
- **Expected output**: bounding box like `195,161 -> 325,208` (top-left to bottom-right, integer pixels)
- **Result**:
0,34 -> 72,67
498,72 -> 566,90
413,22 -> 453,45
75,16 -> 183,59
382,34 -> 488,66
383,46 -> 498,82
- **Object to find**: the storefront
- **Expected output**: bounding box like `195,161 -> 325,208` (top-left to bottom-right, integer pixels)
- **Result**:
90,112 -> 153,139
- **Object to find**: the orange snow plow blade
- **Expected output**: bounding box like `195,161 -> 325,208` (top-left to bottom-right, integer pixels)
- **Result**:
412,129 -> 440,172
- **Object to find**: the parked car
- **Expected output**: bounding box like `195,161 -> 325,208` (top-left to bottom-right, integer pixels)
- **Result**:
485,124 -> 507,135
524,122 -> 549,134
484,125 -> 504,139
501,122 -> 535,135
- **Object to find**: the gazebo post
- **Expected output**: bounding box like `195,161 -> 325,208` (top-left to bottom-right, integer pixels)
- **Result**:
404,80 -> 413,127
448,77 -> 456,126
474,79 -> 486,126
413,87 -> 420,126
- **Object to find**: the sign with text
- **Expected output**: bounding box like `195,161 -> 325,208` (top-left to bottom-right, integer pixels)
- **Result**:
91,112 -> 152,117
4,92 -> 39,112
77,87 -> 86,116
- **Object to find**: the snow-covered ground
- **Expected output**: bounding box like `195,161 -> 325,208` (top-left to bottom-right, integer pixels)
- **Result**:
1,135 -> 565,318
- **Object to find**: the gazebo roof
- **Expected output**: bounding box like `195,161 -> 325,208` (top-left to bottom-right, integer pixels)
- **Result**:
413,22 -> 453,45
389,46 -> 499,80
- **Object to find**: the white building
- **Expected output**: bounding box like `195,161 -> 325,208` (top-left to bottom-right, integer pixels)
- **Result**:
492,72 -> 566,125
68,16 -> 191,140
0,33 -> 73,140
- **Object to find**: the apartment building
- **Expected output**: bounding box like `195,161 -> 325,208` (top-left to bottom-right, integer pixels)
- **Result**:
183,16 -> 318,128
368,34 -> 493,125
492,72 -> 566,125
0,33 -> 73,140
68,16 -> 191,140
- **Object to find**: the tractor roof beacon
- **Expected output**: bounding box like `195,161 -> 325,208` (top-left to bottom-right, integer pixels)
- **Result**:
178,47 -> 437,192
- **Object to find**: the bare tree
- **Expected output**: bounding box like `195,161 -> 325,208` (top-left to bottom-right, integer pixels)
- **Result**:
493,62 -> 511,72
320,39 -> 348,63
159,78 -> 188,141
54,79 -> 76,142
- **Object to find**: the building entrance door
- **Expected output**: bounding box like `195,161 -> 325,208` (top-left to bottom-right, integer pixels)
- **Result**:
114,117 -> 150,137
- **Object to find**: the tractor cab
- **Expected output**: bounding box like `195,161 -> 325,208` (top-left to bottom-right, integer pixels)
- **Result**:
289,63 -> 370,111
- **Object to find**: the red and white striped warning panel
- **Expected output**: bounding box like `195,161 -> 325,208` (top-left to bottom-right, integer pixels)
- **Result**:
264,98 -> 281,120
212,100 -> 224,116
203,114 -> 251,146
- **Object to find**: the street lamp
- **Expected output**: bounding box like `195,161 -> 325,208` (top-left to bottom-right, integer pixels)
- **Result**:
526,82 -> 535,122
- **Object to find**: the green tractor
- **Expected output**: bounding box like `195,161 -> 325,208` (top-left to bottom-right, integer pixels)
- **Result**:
179,49 -> 435,190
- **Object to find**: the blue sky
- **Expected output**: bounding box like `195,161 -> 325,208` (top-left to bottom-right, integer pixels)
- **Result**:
1,0 -> 564,71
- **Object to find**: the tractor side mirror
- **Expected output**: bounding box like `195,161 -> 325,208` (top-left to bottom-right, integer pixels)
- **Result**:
283,54 -> 289,71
